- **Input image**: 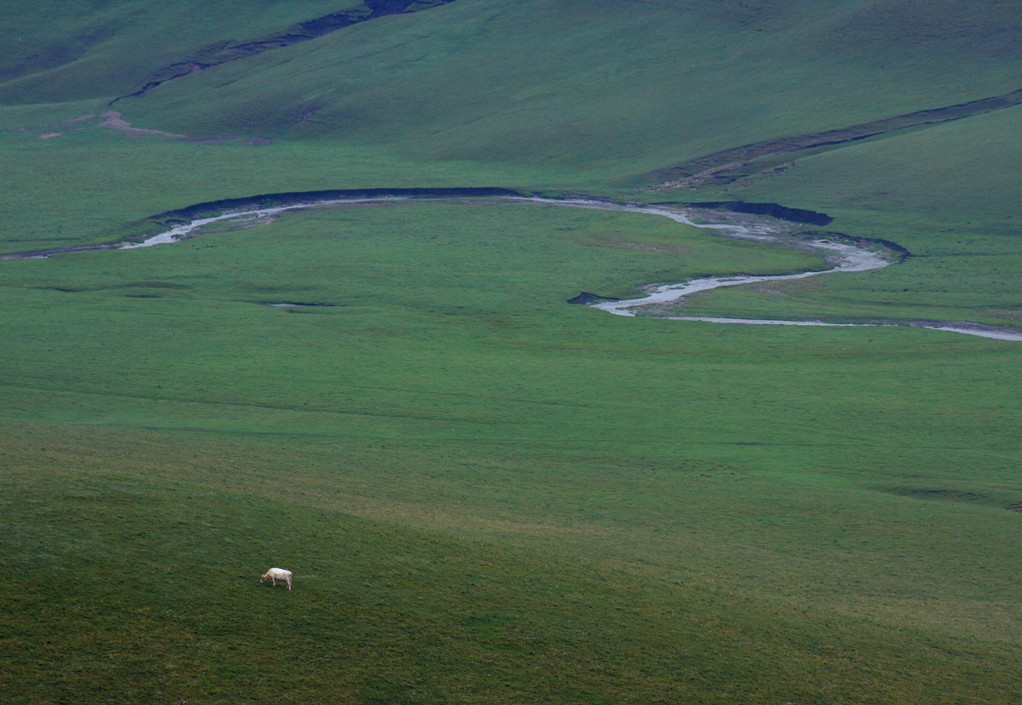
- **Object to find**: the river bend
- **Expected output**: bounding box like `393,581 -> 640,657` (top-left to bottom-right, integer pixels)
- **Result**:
8,195 -> 1021,341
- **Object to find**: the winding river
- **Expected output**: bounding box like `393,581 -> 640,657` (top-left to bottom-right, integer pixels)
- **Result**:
8,194 -> 1022,341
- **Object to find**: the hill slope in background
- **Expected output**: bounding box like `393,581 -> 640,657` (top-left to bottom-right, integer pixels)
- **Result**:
5,0 -> 1021,179
110,0 -> 1022,177
0,0 -> 464,103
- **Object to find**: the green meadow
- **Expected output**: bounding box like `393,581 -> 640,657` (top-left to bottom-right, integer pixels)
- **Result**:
2,1 -> 1021,703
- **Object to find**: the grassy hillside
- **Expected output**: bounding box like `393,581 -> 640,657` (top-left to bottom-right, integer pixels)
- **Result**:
2,1 -> 1021,703
0,1 -> 374,102
110,0 -> 1022,177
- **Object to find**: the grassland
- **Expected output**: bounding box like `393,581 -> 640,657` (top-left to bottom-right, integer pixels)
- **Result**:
2,1 -> 1021,703
3,201 -> 1020,703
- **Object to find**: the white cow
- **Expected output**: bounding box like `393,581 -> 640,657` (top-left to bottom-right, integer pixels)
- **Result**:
260,567 -> 293,589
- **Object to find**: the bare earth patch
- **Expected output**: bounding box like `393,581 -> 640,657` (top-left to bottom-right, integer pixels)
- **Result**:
18,110 -> 274,145
98,111 -> 182,138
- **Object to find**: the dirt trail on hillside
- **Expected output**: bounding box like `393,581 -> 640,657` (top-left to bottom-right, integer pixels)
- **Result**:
98,111 -> 182,138
16,110 -> 275,145
649,87 -> 1022,189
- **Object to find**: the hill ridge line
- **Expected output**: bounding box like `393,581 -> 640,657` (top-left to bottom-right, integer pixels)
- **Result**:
649,87 -> 1022,190
109,0 -> 459,106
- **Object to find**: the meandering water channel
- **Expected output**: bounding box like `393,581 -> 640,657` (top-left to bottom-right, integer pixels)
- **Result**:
7,194 -> 1022,341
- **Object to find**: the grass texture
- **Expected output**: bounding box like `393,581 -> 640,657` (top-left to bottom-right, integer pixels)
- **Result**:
3,202 -> 1021,703
2,1 -> 1021,702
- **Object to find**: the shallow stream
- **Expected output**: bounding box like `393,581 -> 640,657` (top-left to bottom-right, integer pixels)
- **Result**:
10,195 -> 1022,341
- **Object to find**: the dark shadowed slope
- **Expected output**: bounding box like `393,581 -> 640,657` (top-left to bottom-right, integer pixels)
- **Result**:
110,0 -> 459,103
0,0 -> 458,104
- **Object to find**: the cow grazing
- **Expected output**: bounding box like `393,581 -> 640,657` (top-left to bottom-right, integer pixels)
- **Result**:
260,567 -> 293,589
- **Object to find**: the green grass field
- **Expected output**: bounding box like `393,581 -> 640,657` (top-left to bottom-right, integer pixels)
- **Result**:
2,1 -> 1021,703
